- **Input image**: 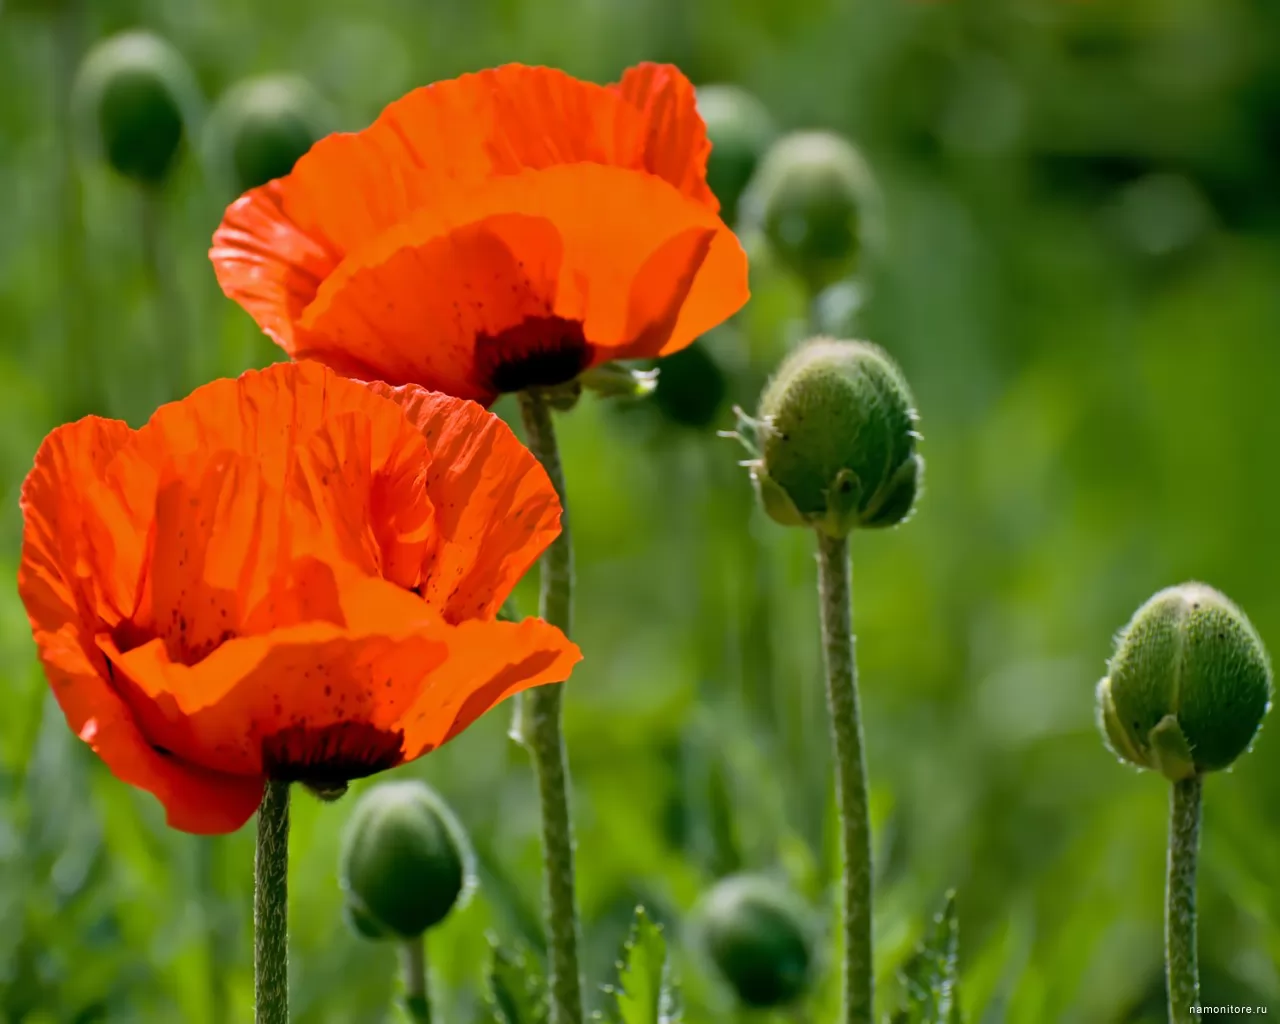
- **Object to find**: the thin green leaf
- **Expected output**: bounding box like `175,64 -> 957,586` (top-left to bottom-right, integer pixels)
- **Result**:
891,890 -> 959,1024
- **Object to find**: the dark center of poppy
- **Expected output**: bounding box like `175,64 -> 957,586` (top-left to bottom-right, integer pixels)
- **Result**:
474,315 -> 592,394
262,721 -> 405,791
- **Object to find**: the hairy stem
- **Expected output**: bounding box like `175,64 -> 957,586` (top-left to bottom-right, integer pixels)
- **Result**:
815,531 -> 873,1024
516,389 -> 583,1024
254,781 -> 290,1024
401,934 -> 431,1023
1167,776 -> 1202,1024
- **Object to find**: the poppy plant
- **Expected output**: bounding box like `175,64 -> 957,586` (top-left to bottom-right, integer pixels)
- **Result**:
210,63 -> 750,406
17,361 -> 580,835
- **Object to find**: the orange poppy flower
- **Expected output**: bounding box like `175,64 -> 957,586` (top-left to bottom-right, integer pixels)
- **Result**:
210,63 -> 750,406
17,362 -> 579,835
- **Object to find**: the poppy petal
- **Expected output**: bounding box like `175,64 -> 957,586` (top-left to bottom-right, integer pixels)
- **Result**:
611,63 -> 718,212
101,577 -> 450,778
366,383 -> 563,622
18,417 -> 140,637
398,616 -> 582,758
297,164 -> 746,393
210,63 -> 724,356
38,625 -> 264,833
297,213 -> 579,403
209,182 -> 340,352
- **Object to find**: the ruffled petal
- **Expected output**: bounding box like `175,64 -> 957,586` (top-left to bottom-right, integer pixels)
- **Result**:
127,364 -> 434,625
19,417 -> 153,635
209,181 -> 341,353
210,63 -> 723,356
611,63 -> 718,212
100,577 -> 449,778
398,616 -> 581,758
38,624 -> 263,833
366,384 -> 562,622
297,213 -> 580,403
297,164 -> 747,393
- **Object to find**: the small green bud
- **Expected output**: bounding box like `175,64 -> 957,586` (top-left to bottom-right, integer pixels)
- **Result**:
206,74 -> 331,194
741,131 -> 878,294
741,338 -> 921,536
652,340 -> 728,429
696,84 -> 777,226
695,874 -> 814,1008
72,31 -> 200,186
338,780 -> 473,940
1098,583 -> 1272,781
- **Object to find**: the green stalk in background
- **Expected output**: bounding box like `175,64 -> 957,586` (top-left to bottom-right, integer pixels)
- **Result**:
71,29 -> 201,404
400,934 -> 431,1024
729,339 -> 923,1022
254,781 -> 291,1024
1097,583 -> 1272,1024
517,388 -> 584,1024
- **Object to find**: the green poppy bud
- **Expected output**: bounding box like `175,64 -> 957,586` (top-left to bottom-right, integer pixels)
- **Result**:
652,339 -> 728,430
206,74 -> 331,194
696,84 -> 777,226
338,780 -> 473,940
695,874 -> 815,1008
1097,583 -> 1272,782
741,131 -> 878,294
741,338 -> 921,537
72,31 -> 199,186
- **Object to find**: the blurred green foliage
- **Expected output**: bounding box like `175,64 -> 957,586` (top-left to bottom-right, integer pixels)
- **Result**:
2,0 -> 1279,1021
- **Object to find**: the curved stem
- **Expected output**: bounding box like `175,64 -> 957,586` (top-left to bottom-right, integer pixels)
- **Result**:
516,389 -> 584,1024
254,781 -> 291,1024
400,934 -> 431,1023
815,531 -> 873,1024
1167,776 -> 1203,1024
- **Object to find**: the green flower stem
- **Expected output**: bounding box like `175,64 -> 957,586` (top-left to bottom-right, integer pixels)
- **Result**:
516,388 -> 584,1024
815,531 -> 873,1024
53,0 -> 97,420
400,934 -> 431,1023
1167,776 -> 1203,1024
139,186 -> 185,399
254,780 -> 290,1024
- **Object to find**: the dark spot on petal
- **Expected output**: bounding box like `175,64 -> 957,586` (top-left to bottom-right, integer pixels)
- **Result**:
474,315 -> 592,394
261,721 -> 406,789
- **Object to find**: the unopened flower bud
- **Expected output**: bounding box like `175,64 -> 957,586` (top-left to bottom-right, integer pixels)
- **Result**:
1098,583 -> 1272,781
652,339 -> 728,429
339,780 -> 473,940
739,338 -> 921,536
695,875 -> 815,1008
206,74 -> 331,194
72,31 -> 199,186
696,84 -> 777,226
741,131 -> 878,294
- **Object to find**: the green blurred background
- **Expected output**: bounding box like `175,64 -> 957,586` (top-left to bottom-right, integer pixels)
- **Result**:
2,0 -> 1279,1020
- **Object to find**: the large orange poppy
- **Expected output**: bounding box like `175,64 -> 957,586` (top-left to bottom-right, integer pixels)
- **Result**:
17,362 -> 579,834
210,63 -> 750,406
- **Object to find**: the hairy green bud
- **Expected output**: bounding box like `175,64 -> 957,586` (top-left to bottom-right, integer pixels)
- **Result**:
1098,583 -> 1272,781
695,875 -> 814,1008
741,130 -> 878,293
72,31 -> 199,186
338,780 -> 473,939
737,338 -> 921,536
206,74 -> 331,194
696,84 -> 777,226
